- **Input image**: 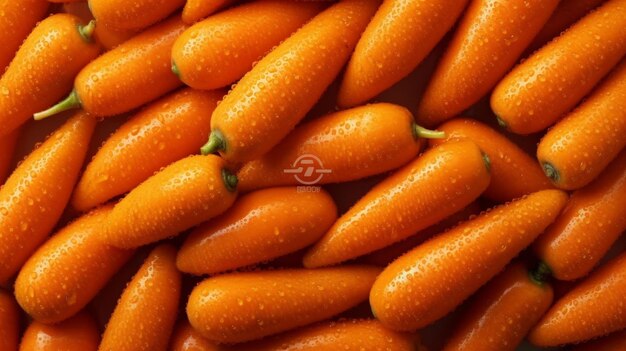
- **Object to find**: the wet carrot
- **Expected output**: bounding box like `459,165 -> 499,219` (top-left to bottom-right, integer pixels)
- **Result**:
416,0 -> 560,127
442,263 -> 554,351
177,187 -> 337,275
303,140 -> 490,268
537,59 -> 626,190
20,312 -> 100,351
72,88 -> 223,212
103,155 -> 238,248
0,112 -> 95,284
14,205 -> 134,324
99,245 -> 181,351
200,0 -> 381,163
34,17 -> 186,120
573,329 -> 626,351
0,129 -> 19,185
370,189 -> 568,331
534,150 -> 626,281
187,266 -> 381,343
89,0 -> 185,30
336,0 -> 470,108
172,1 -> 324,90
0,14 -> 99,138
491,0 -> 626,134
0,289 -> 20,351
237,103 -> 444,192
169,319 -> 221,351
182,0 -> 237,24
430,118 -> 552,202
0,0 -> 49,70
529,251 -> 626,346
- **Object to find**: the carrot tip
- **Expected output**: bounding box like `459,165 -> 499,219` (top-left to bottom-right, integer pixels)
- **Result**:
529,261 -> 552,286
496,115 -> 507,129
412,124 -> 446,140
78,20 -> 96,43
542,162 -> 559,183
33,90 -> 81,121
171,61 -> 181,78
221,168 -> 238,192
481,151 -> 491,173
200,130 -> 225,155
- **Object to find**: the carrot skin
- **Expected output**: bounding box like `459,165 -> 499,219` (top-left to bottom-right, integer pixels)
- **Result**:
0,129 -> 19,185
0,0 -> 49,70
0,289 -> 20,351
572,330 -> 626,351
303,140 -> 491,268
19,312 -> 100,351
187,266 -> 381,343
370,189 -> 568,331
169,319 -> 222,351
182,0 -> 237,24
89,0 -> 185,30
0,112 -> 95,284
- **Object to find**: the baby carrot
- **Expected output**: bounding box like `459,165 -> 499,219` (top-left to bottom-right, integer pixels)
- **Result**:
99,245 -> 181,351
491,0 -> 626,134
430,118 -> 552,202
0,0 -> 49,70
303,140 -> 490,268
237,103 -> 444,192
0,129 -> 19,185
94,26 -> 138,50
71,88 -> 223,212
0,289 -> 19,351
169,320 -> 221,351
0,14 -> 99,137
177,187 -> 337,275
14,205 -> 134,324
537,59 -> 626,190
0,112 -> 95,284
534,150 -> 626,281
442,263 -> 554,351
34,17 -> 186,120
573,330 -> 626,351
187,266 -> 381,343
20,312 -> 100,351
172,1 -> 324,90
529,251 -> 626,346
370,189 -> 568,331
104,155 -> 238,248
416,0 -> 560,127
201,0 -> 381,163
336,0 -> 470,108
182,0 -> 237,24
89,0 -> 185,30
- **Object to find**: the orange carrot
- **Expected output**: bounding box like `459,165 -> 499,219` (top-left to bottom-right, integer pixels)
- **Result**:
0,289 -> 20,351
14,205 -> 134,324
237,103 -> 444,192
72,88 -> 223,212
99,245 -> 181,351
573,330 -> 626,351
370,189 -> 568,331
0,112 -> 95,284
0,0 -> 49,70
20,312 -> 100,351
416,0 -> 560,127
186,266 -> 381,343
0,14 -> 99,137
177,187 -> 337,275
537,59 -> 626,190
337,0 -> 470,108
534,150 -> 626,281
169,319 -> 221,351
529,251 -> 626,346
172,1 -> 324,90
89,0 -> 185,30
200,0 -> 381,163
442,263 -> 554,351
34,17 -> 186,120
491,0 -> 626,134
182,0 -> 237,24
103,155 -> 238,248
0,129 -> 19,185
430,118 -> 553,202
303,140 -> 490,268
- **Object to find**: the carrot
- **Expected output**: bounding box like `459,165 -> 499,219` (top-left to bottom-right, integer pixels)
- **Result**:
0,129 -> 19,185
370,189 -> 568,331
99,245 -> 181,351
534,150 -> 626,281
415,0 -> 560,127
537,59 -> 626,190
0,0 -> 49,70
20,312 -> 100,351
0,14 -> 99,138
237,103 -> 444,192
0,289 -> 20,351
14,205 -> 134,324
172,1 -> 324,91
336,0 -> 470,108
103,155 -> 238,248
529,251 -> 626,346
0,112 -> 95,284
200,0 -> 381,163
442,262 -> 554,351
490,0 -> 626,134
182,0 -> 237,24
177,187 -> 337,275
186,266 -> 381,343
71,88 -> 223,212
89,0 -> 185,30
169,319 -> 221,351
34,17 -> 186,120
303,140 -> 491,268
430,118 -> 553,202
573,330 -> 626,351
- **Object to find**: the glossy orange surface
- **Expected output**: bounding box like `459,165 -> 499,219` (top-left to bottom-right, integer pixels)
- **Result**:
182,0 -> 237,24
0,289 -> 20,351
19,312 -> 99,351
89,0 -> 185,30
0,0 -> 49,70
169,320 -> 221,351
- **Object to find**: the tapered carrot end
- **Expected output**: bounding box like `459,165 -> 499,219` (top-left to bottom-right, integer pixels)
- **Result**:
412,124 -> 445,140
200,130 -> 225,155
529,261 -> 552,286
78,20 -> 96,43
542,162 -> 559,184
221,168 -> 238,193
33,90 -> 81,121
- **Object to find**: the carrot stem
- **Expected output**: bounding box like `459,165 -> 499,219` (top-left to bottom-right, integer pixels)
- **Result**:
221,168 -> 238,192
171,61 -> 181,78
78,20 -> 96,43
200,130 -> 225,155
412,124 -> 445,140
542,162 -> 559,183
33,90 -> 81,121
481,151 -> 491,173
529,261 -> 552,286
496,115 -> 507,129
